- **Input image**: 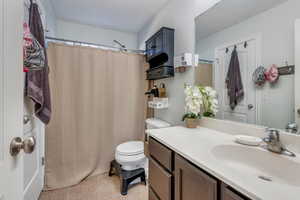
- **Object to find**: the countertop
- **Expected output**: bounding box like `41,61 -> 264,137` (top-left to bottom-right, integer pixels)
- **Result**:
147,126 -> 300,200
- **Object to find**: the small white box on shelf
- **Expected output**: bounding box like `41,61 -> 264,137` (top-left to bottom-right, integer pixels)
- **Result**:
174,53 -> 199,73
174,53 -> 193,68
148,98 -> 169,109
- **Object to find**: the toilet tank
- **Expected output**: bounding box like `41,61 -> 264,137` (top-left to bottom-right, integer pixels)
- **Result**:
145,118 -> 171,129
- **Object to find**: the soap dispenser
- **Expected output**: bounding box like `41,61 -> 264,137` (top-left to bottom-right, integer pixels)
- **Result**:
145,85 -> 159,97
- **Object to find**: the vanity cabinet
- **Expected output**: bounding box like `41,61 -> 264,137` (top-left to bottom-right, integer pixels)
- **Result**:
175,154 -> 218,200
148,136 -> 250,200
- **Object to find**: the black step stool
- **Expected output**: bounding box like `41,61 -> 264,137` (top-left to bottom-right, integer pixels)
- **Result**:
108,160 -> 146,195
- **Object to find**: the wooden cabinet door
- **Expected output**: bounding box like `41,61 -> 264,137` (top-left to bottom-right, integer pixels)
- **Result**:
149,187 -> 160,200
155,30 -> 164,55
175,154 -> 217,200
149,158 -> 172,200
222,184 -> 248,200
146,37 -> 156,61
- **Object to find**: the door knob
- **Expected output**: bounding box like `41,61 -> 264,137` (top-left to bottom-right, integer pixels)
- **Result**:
248,104 -> 254,110
10,136 -> 36,156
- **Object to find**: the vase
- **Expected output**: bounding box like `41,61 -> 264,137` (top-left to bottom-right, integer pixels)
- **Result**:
185,118 -> 199,128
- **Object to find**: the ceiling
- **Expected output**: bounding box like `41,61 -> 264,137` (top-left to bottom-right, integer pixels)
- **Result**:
195,0 -> 288,41
49,0 -> 170,33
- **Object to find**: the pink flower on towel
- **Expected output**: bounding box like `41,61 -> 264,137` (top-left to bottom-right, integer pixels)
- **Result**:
23,23 -> 33,72
23,23 -> 33,47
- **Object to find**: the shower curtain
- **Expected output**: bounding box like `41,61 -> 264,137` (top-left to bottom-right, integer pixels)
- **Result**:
45,43 -> 149,190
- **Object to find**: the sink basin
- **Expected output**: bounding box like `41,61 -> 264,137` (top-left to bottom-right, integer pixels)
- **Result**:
212,145 -> 300,187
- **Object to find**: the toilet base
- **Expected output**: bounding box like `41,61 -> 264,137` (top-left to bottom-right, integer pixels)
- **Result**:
109,160 -> 147,196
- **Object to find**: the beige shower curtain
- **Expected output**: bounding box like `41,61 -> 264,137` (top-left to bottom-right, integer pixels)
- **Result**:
45,43 -> 149,190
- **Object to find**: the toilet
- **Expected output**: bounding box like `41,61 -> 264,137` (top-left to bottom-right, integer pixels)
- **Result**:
115,118 -> 171,171
115,141 -> 146,171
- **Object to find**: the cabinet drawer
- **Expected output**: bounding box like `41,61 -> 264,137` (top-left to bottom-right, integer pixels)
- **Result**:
149,137 -> 173,171
149,158 -> 172,200
149,187 -> 160,200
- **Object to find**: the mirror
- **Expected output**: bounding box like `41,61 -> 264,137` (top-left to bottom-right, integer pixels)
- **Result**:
194,0 -> 299,133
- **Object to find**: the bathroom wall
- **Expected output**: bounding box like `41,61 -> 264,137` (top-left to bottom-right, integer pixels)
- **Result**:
39,0 -> 57,37
137,0 -> 196,125
55,20 -> 138,49
196,0 -> 300,129
32,1 -> 138,48
24,0 -> 57,36
137,0 -> 221,125
195,0 -> 222,19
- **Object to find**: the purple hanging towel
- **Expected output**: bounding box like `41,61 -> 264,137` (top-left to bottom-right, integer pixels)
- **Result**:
225,47 -> 244,110
25,2 -> 51,124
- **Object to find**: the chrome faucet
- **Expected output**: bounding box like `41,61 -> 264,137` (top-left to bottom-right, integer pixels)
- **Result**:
286,122 -> 299,135
263,128 -> 296,157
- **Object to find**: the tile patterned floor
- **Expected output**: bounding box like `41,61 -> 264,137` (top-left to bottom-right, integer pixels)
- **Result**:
39,173 -> 148,200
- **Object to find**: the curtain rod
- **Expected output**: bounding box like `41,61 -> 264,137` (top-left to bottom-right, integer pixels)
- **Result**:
199,58 -> 214,64
45,36 -> 145,54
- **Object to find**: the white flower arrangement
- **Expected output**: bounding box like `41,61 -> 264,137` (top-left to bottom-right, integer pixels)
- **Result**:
199,86 -> 218,117
183,84 -> 218,121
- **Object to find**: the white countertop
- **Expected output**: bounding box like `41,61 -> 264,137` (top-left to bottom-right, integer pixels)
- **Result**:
148,126 -> 300,200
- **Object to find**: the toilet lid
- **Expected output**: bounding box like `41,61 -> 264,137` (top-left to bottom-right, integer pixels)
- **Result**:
116,141 -> 144,156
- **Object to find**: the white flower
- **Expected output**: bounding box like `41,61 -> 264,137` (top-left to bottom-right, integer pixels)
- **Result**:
184,85 -> 219,118
192,87 -> 201,97
184,85 -> 203,116
212,99 -> 218,105
205,86 -> 217,98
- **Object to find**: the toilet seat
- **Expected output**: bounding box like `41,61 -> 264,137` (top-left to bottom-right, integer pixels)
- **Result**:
116,141 -> 144,156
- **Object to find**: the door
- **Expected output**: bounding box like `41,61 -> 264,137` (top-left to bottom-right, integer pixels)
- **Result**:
0,0 -> 24,200
23,100 -> 44,200
295,19 -> 300,127
214,37 -> 259,124
23,1 -> 46,198
195,63 -> 213,87
175,154 -> 217,200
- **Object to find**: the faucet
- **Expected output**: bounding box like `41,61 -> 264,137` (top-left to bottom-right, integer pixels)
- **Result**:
286,122 -> 299,135
263,128 -> 296,157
